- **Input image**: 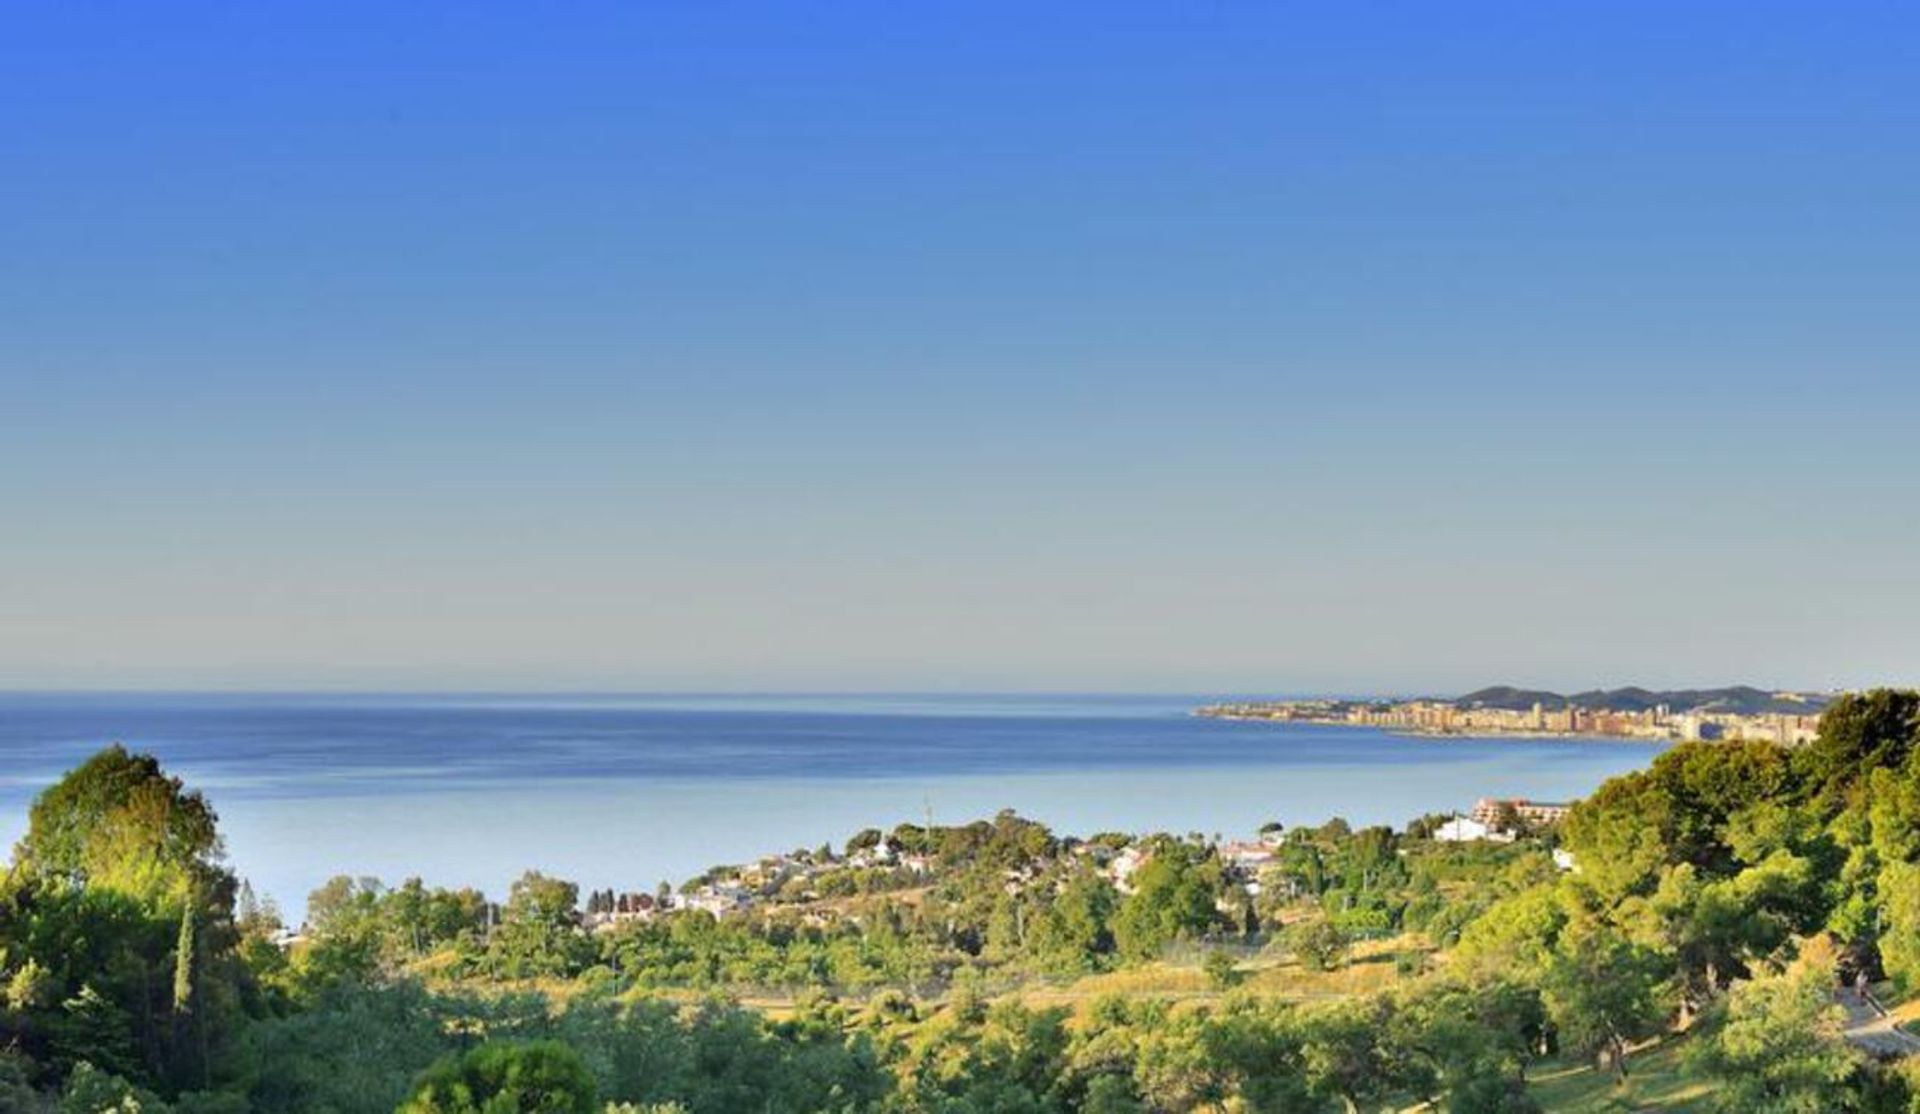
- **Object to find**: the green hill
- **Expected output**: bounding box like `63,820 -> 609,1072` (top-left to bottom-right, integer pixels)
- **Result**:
1454,684 -> 1831,715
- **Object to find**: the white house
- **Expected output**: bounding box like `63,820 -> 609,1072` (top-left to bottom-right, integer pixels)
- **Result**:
1434,816 -> 1507,843
682,883 -> 752,916
1108,845 -> 1151,892
1219,840 -> 1277,870
849,841 -> 898,869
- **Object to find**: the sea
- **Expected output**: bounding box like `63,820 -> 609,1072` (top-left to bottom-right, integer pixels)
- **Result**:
0,692 -> 1663,917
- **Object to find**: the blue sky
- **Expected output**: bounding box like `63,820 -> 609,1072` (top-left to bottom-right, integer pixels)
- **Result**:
3,2 -> 1916,692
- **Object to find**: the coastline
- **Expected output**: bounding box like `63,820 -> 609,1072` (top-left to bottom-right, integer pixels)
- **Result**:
1194,709 -> 1676,745
1192,686 -> 1826,748
0,693 -> 1668,916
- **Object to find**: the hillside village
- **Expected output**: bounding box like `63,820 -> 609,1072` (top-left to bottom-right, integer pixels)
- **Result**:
573,795 -> 1574,934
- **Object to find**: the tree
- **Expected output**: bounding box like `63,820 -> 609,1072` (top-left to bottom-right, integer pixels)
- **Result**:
1797,689 -> 1920,800
1030,869 -> 1116,972
1880,863 -> 1920,991
1299,999 -> 1397,1113
54,984 -> 143,1082
1540,925 -> 1666,1081
5,749 -> 243,1093
236,979 -> 455,1112
1080,1073 -> 1145,1114
1622,856 -> 1816,1017
298,876 -> 386,987
173,907 -> 196,1016
1286,919 -> 1350,972
1692,941 -> 1859,1113
1110,843 -> 1220,960
399,1040 -> 597,1114
1564,740 -> 1796,904
1387,980 -> 1545,1112
1201,949 -> 1242,990
18,746 -> 226,905
59,1061 -> 165,1113
489,873 -> 590,978
1561,777 -> 1676,905
1489,801 -> 1524,837
0,1054 -> 38,1112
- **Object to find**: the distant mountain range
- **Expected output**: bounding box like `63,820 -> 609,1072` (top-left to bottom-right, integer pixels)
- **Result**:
1450,685 -> 1832,716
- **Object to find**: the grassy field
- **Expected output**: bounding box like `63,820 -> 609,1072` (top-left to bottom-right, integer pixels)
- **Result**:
1014,937 -> 1417,1010
1526,1036 -> 1717,1113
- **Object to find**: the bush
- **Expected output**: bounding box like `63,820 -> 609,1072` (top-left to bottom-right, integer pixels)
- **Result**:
1285,920 -> 1349,972
399,1041 -> 597,1114
61,1062 -> 164,1113
1202,948 -> 1243,990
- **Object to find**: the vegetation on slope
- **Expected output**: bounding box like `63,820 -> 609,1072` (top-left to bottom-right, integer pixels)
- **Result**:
2,690 -> 1920,1110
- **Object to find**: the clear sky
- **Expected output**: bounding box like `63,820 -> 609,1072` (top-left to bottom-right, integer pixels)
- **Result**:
3,2 -> 1915,694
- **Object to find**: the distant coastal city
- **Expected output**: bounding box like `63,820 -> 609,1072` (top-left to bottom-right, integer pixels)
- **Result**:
1197,683 -> 1833,744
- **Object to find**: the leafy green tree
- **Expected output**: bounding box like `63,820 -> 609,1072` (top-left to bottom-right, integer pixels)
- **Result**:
891,999 -> 1070,1113
983,893 -> 1027,965
54,984 -> 143,1082
1539,924 -> 1666,1081
400,1040 -> 597,1113
0,1052 -> 39,1112
1876,861 -> 1920,991
1200,949 -> 1242,990
236,980 -> 456,1113
1387,980 -> 1544,1112
1110,843 -> 1220,961
1285,919 -> 1350,972
1450,885 -> 1568,984
1188,996 -> 1314,1110
1079,1072 -> 1144,1114
1560,778 -> 1675,905
489,873 -> 590,979
1692,941 -> 1859,1113
19,745 -> 227,906
1298,998 -> 1397,1113
1029,869 -> 1116,973
59,1061 -> 165,1113
1796,689 -> 1920,800
4,749 -> 244,1094
1618,853 -> 1817,1018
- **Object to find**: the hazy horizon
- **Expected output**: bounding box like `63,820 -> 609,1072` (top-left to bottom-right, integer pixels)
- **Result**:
0,680 -> 1867,702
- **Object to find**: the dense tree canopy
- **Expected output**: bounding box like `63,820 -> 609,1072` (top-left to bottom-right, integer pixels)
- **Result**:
1,746 -> 246,1097
400,1041 -> 597,1114
17,744 -> 227,905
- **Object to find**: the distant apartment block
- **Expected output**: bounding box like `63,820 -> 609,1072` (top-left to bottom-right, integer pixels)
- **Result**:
1469,797 -> 1571,827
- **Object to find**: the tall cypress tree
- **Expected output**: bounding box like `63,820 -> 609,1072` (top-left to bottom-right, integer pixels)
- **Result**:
172,906 -> 196,1015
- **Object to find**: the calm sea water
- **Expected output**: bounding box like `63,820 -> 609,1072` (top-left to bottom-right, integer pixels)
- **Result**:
0,693 -> 1662,917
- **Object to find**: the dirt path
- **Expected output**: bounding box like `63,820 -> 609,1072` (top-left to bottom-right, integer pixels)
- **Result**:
1838,987 -> 1920,1057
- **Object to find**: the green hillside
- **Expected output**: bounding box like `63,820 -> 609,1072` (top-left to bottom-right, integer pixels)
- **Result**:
1455,684 -> 1832,715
